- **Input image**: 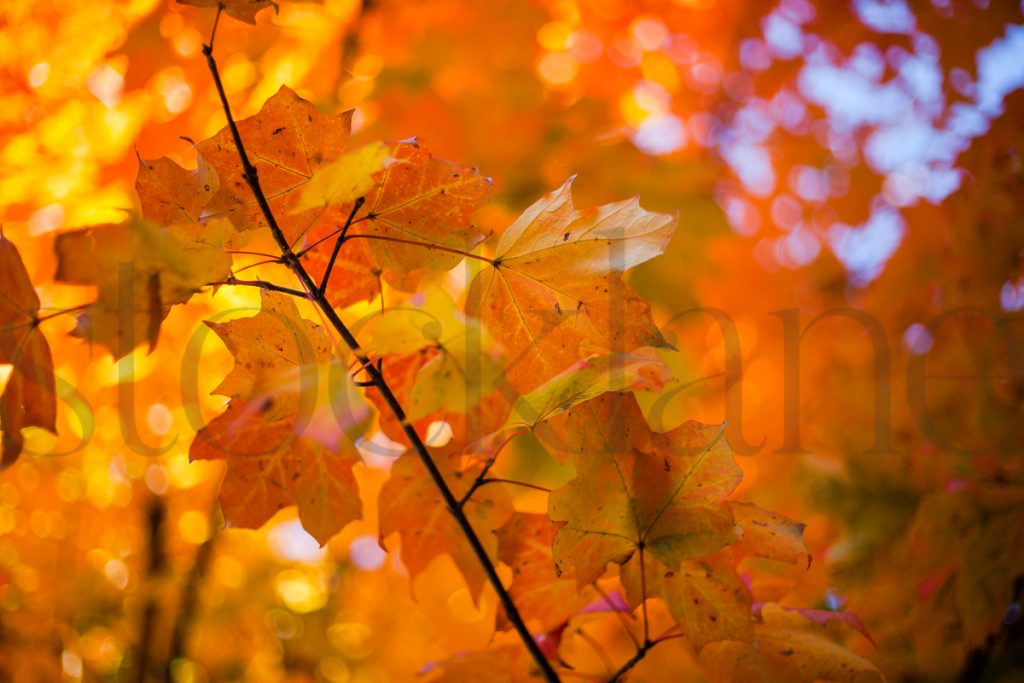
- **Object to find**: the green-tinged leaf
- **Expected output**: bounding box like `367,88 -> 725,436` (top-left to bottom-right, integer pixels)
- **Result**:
548,393 -> 742,586
700,603 -> 885,683
54,214 -> 230,357
505,350 -> 670,436
622,552 -> 753,648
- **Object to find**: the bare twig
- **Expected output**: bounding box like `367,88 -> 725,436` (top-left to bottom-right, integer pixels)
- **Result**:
218,276 -> 308,298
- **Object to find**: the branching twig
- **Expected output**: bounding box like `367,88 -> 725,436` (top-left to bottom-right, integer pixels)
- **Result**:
319,196 -> 365,294
201,26 -> 560,683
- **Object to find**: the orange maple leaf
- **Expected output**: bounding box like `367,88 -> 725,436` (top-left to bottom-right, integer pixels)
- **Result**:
199,86 -> 353,245
347,139 -> 492,289
378,451 -> 512,602
467,178 -> 676,392
190,290 -> 365,544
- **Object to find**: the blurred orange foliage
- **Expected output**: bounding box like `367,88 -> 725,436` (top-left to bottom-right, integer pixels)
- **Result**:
1,0 -> 1022,681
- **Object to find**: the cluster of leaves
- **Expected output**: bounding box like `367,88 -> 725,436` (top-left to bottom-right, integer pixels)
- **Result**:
0,2 -> 891,680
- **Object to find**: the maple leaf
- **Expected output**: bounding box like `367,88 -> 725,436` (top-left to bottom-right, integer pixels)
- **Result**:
0,234 -> 56,469
700,603 -> 885,682
204,289 -> 333,400
348,139 -> 491,288
729,502 -> 809,566
177,0 -> 278,25
54,215 -> 231,358
547,393 -> 742,586
466,178 -> 676,391
378,452 -> 512,602
190,398 -> 363,544
198,86 -> 353,244
190,290 -> 366,544
504,350 -> 671,437
136,153 -> 219,226
622,552 -> 753,647
360,290 -> 511,450
495,512 -> 594,633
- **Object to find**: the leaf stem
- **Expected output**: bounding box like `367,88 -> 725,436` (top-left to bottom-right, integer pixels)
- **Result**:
593,582 -> 641,650
346,232 -> 495,263
638,546 -> 650,643
319,196 -> 365,295
201,37 -> 560,683
457,427 -> 529,508
575,626 -> 615,676
301,226 -> 494,265
478,477 -> 552,494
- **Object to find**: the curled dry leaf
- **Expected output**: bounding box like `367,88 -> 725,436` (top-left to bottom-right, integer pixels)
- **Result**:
0,234 -> 56,469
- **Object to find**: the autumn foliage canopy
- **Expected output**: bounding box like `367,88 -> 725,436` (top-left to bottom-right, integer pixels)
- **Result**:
1,1 -> 1022,682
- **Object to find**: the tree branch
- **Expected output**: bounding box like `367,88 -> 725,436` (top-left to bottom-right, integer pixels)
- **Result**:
217,276 -> 308,298
319,196 -> 365,295
201,35 -> 560,683
607,640 -> 654,683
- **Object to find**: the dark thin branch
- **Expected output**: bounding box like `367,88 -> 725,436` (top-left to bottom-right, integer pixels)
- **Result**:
133,499 -> 166,683
232,258 -> 283,276
217,276 -> 308,298
208,5 -> 223,52
0,304 -> 92,336
319,196 -> 365,295
201,32 -> 560,683
607,640 -> 654,683
299,225 -> 494,265
458,457 -> 498,509
457,428 -> 529,508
